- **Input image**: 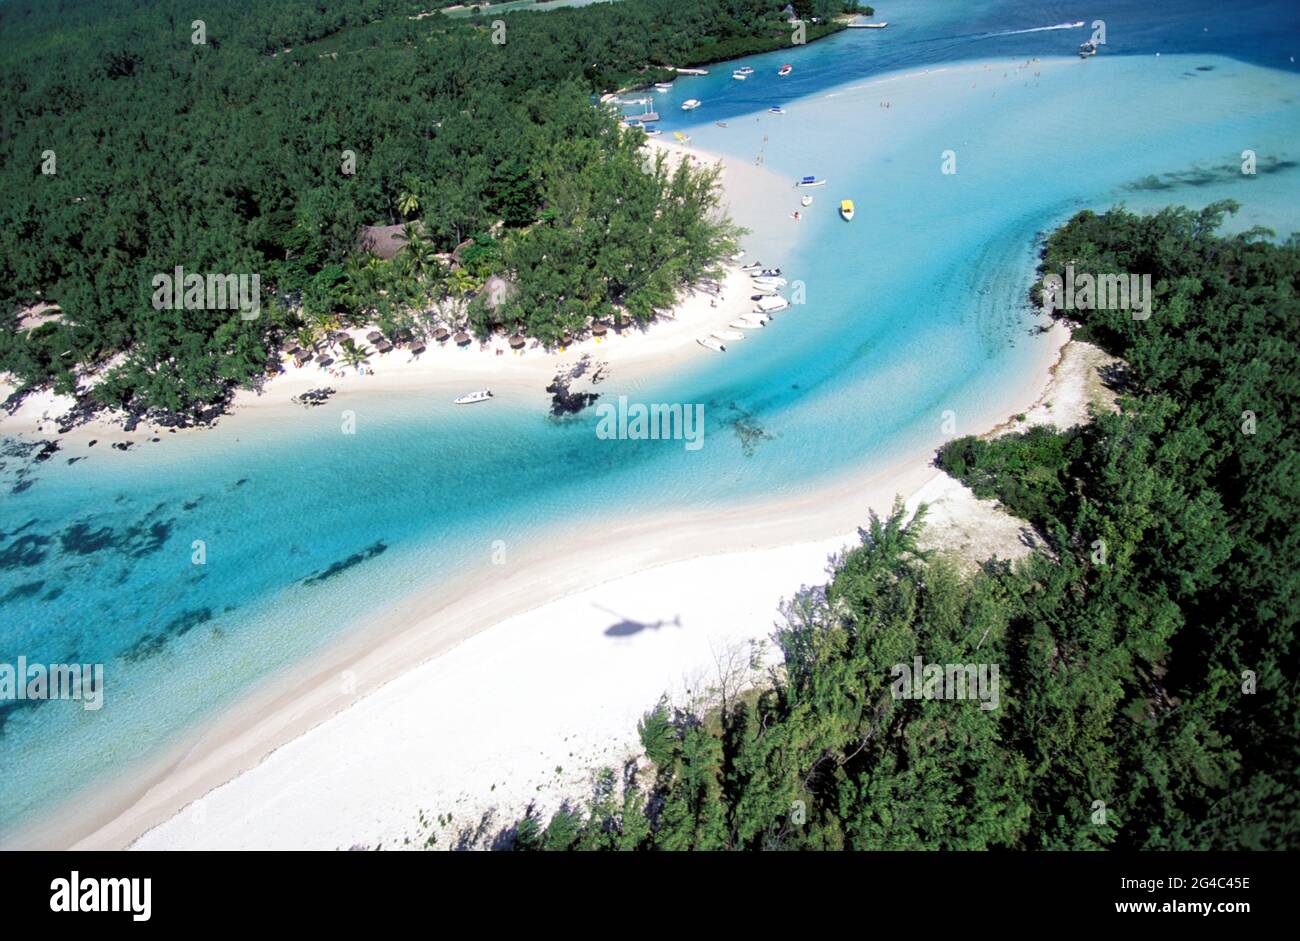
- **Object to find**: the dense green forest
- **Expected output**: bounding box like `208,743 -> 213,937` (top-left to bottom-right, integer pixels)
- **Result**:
484,203 -> 1299,850
0,0 -> 854,418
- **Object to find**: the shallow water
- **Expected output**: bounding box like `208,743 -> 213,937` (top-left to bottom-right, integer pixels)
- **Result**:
3,0 -> 1299,839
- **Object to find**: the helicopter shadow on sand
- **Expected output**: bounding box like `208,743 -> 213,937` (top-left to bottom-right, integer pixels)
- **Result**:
594,603 -> 682,638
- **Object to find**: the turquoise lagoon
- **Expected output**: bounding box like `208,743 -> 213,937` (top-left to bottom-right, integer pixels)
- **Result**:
2,0 -> 1299,839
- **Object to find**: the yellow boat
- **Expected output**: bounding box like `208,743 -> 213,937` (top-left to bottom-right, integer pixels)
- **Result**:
673,131 -> 691,144
840,199 -> 855,221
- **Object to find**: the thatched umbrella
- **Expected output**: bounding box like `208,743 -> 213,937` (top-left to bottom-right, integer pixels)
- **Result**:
454,331 -> 471,346
613,315 -> 632,333
560,333 -> 574,348
293,349 -> 312,367
374,339 -> 394,354
591,321 -> 608,337
433,327 -> 450,343
366,330 -> 385,344
316,354 -> 335,368
509,334 -> 526,350
408,340 -> 426,355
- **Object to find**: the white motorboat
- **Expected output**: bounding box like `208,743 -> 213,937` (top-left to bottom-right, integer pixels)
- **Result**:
755,296 -> 790,314
729,319 -> 761,330
740,261 -> 765,272
681,99 -> 702,111
801,195 -> 813,207
751,285 -> 779,297
751,275 -> 787,288
712,329 -> 745,341
795,176 -> 827,187
732,71 -> 748,81
697,336 -> 727,352
737,314 -> 768,328
454,389 -> 494,405
654,82 -> 674,91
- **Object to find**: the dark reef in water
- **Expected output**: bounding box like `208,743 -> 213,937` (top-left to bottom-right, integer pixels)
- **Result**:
546,355 -> 606,417
1124,155 -> 1297,192
302,540 -> 389,586
121,607 -> 215,663
58,504 -> 175,559
0,532 -> 54,569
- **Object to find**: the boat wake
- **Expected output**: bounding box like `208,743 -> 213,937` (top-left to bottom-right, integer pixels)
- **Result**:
993,21 -> 1086,37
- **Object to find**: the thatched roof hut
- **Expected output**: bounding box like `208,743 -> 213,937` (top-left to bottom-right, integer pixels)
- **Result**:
357,223 -> 410,261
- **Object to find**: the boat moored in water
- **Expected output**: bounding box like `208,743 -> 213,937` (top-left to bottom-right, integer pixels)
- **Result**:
768,106 -> 786,114
454,390 -> 494,405
840,199 -> 856,221
801,194 -> 813,207
732,71 -> 748,80
778,64 -> 792,76
654,82 -> 674,91
681,98 -> 702,110
796,175 -> 827,187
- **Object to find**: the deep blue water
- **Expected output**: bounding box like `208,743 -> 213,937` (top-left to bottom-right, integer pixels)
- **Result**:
2,0 -> 1299,840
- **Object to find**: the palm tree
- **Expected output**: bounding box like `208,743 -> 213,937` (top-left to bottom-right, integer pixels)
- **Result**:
397,182 -> 420,220
338,338 -> 371,373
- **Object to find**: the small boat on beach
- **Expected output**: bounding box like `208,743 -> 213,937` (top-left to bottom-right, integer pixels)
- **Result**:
681,99 -> 702,111
712,329 -> 745,341
730,319 -> 762,330
737,314 -> 768,328
755,296 -> 790,314
697,336 -> 727,353
673,131 -> 691,143
778,64 -> 793,76
840,199 -> 856,221
801,195 -> 813,207
796,175 -> 827,188
715,121 -> 729,128
751,288 -> 779,299
643,126 -> 662,136
768,106 -> 786,114
751,276 -> 787,288
754,267 -> 782,277
454,390 -> 494,405
740,261 -> 764,272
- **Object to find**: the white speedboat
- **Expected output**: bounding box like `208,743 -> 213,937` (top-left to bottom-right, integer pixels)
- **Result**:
729,319 -> 761,330
751,275 -> 787,288
454,389 -> 494,405
654,82 -> 674,91
712,329 -> 745,341
755,267 -> 782,277
736,66 -> 754,74
697,336 -> 727,353
795,176 -> 827,187
768,106 -> 786,114
840,199 -> 855,221
751,285 -> 780,297
731,71 -> 748,81
778,64 -> 792,76
737,314 -> 768,328
755,296 -> 790,314
801,194 -> 813,207
681,99 -> 702,111
740,261 -> 765,272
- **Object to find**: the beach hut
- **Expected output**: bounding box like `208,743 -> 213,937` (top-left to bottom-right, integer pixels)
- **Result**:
454,331 -> 471,347
433,327 -> 451,344
509,334 -> 526,350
